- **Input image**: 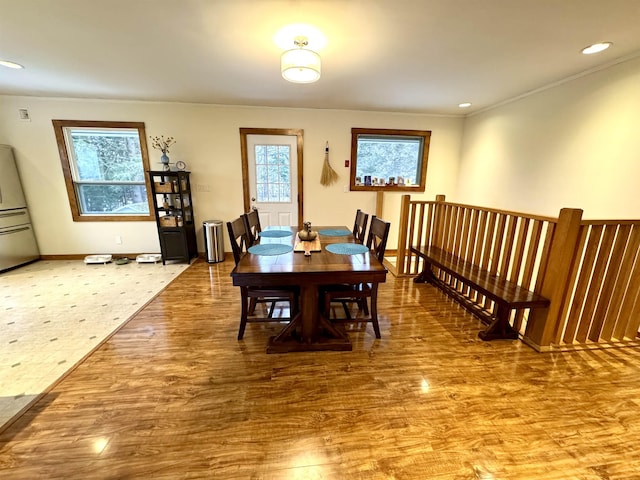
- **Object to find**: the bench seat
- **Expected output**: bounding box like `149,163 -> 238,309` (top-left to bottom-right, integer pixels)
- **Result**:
411,245 -> 549,340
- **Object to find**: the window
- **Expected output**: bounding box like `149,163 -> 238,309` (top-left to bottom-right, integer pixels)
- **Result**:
53,120 -> 153,221
349,128 -> 431,192
254,144 -> 292,203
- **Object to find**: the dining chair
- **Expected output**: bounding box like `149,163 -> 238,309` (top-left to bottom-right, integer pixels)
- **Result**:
322,216 -> 391,339
242,209 -> 277,314
243,209 -> 261,247
352,209 -> 369,244
226,217 -> 298,340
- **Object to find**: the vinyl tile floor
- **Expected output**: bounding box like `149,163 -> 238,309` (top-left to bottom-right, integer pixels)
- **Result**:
0,259 -> 189,429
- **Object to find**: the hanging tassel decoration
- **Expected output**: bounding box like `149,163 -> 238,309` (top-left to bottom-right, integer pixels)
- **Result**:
320,141 -> 339,186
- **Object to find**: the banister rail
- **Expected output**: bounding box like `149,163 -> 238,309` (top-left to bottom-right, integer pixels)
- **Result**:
399,195 -> 640,351
551,219 -> 640,346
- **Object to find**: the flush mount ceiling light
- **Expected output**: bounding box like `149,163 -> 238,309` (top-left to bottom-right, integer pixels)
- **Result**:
581,42 -> 612,55
458,102 -> 472,108
274,24 -> 327,51
281,36 -> 321,84
0,60 -> 24,69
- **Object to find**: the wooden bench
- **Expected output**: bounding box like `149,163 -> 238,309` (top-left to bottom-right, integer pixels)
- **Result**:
411,246 -> 550,340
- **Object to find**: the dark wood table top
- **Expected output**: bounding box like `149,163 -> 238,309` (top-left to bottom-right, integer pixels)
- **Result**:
231,226 -> 388,287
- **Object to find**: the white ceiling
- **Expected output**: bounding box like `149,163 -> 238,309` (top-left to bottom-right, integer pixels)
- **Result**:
1,0 -> 640,116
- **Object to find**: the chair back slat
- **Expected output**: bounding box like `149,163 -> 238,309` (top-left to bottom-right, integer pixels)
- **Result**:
367,216 -> 391,263
227,217 -> 250,265
243,209 -> 262,247
353,209 -> 369,244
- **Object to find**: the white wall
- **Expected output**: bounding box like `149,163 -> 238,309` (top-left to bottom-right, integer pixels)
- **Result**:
0,96 -> 462,255
457,55 -> 640,219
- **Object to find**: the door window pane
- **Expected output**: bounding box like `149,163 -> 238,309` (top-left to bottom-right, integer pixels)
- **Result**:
257,184 -> 268,202
256,164 -> 267,183
280,184 -> 291,202
254,144 -> 291,203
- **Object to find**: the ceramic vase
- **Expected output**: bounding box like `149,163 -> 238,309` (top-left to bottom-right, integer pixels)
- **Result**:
298,221 -> 317,241
160,153 -> 170,171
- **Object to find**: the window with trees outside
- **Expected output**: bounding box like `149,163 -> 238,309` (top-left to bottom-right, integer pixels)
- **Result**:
53,120 -> 153,222
254,144 -> 291,203
349,128 -> 431,192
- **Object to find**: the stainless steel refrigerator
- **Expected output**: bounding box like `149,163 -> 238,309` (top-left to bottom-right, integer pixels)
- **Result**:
0,144 -> 40,272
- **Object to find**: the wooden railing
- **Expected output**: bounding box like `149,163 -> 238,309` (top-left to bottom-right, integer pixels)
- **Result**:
538,217 -> 640,348
398,195 -> 640,351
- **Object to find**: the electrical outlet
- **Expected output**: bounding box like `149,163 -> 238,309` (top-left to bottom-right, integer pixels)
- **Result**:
197,184 -> 210,192
115,236 -> 123,244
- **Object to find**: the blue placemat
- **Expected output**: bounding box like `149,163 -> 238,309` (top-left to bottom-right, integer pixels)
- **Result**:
248,244 -> 293,255
319,228 -> 352,237
325,243 -> 369,255
258,230 -> 293,238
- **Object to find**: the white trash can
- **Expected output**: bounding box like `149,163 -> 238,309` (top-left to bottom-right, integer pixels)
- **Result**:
203,220 -> 224,263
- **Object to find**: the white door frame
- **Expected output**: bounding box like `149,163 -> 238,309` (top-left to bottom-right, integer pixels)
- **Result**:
239,128 -> 304,228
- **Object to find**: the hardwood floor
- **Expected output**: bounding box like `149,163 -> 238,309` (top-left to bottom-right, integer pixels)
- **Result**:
1,258 -> 640,479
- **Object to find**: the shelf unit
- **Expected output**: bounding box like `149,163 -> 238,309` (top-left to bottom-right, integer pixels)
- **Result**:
147,170 -> 198,264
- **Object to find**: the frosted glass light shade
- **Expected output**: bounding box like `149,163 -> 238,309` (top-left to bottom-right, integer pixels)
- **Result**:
281,48 -> 321,83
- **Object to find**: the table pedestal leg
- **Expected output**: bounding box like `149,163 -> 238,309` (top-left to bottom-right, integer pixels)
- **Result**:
267,284 -> 352,353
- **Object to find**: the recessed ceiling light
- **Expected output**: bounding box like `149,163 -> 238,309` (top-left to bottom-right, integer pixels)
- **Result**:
0,60 -> 24,69
458,102 -> 472,108
581,42 -> 612,55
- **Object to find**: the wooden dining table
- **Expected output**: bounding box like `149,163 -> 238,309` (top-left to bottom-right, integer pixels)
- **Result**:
230,226 -> 388,353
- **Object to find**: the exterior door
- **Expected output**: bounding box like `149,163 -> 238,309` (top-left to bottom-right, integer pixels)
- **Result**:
246,134 -> 298,227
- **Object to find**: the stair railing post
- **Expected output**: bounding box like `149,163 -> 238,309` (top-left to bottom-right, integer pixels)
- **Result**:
524,207 -> 583,350
397,194 -> 411,275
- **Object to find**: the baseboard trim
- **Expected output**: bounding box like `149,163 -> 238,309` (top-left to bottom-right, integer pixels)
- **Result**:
39,252 -> 234,263
39,254 -> 149,261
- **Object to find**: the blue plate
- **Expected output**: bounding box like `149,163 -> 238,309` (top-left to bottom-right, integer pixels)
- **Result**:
325,243 -> 369,255
248,244 -> 293,255
258,230 -> 292,238
319,229 -> 351,237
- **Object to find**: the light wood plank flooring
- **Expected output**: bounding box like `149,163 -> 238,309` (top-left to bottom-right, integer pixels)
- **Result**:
1,258 -> 640,479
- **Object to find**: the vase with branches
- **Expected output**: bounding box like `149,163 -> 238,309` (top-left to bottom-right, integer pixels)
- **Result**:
150,135 -> 176,170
